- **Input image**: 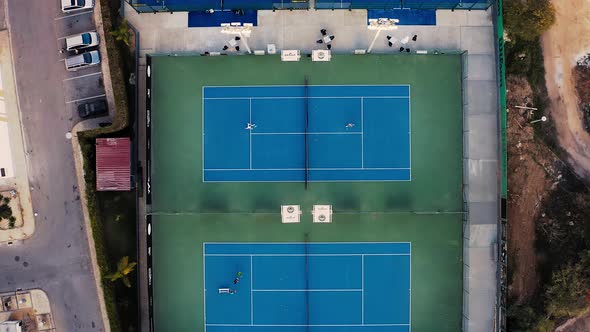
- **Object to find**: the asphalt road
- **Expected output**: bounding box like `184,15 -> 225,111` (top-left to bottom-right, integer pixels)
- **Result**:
0,0 -> 105,330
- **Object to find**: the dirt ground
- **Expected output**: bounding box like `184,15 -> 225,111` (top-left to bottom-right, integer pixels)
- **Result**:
542,0 -> 590,182
539,0 -> 590,329
557,312 -> 590,332
506,76 -> 556,303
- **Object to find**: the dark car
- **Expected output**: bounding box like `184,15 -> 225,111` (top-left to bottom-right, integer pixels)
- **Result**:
77,99 -> 107,118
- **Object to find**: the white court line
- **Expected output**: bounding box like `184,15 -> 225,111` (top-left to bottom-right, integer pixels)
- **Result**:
204,178 -> 412,183
54,10 -> 93,20
204,83 -> 411,88
204,253 -> 411,257
204,241 -> 411,245
204,96 -> 409,100
361,97 -> 364,168
249,98 -> 252,170
409,243 -> 412,331
250,255 -> 253,325
202,243 -> 207,330
361,254 -> 365,325
206,324 -> 410,327
202,86 -> 205,181
65,94 -> 105,104
204,167 -> 410,171
63,71 -> 102,82
252,289 -> 362,292
251,132 -> 361,135
409,85 -> 412,181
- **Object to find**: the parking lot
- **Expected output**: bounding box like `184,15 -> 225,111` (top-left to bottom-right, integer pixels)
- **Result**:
54,7 -> 106,123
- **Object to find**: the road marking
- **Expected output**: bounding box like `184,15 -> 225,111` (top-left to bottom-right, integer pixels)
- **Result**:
63,71 -> 102,82
66,94 -> 106,104
54,11 -> 93,21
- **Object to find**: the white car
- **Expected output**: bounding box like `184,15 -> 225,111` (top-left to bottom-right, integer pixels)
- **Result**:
61,0 -> 94,12
65,32 -> 99,51
65,50 -> 100,71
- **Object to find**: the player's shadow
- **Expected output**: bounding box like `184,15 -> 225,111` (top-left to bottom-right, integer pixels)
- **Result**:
384,193 -> 413,211
199,191 -> 230,212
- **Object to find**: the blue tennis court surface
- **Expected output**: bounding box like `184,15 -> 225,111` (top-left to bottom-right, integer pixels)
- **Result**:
202,85 -> 411,182
203,242 -> 411,332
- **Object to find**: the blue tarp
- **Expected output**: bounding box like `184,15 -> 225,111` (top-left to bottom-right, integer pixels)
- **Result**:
368,9 -> 436,25
188,10 -> 258,27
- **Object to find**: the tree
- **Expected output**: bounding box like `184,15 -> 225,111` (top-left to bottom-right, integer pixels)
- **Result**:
545,251 -> 590,318
8,216 -> 16,229
507,304 -> 538,332
105,256 -> 137,288
504,0 -> 556,41
0,203 -> 12,220
110,19 -> 131,46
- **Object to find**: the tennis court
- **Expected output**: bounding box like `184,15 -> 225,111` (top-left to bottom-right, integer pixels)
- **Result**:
203,85 -> 411,182
148,54 -> 464,332
204,242 -> 411,331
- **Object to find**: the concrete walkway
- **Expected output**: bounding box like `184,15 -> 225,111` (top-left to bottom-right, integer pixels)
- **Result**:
126,4 -> 500,332
0,30 -> 34,243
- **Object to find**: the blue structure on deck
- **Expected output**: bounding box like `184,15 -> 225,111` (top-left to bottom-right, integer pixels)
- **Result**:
368,9 -> 436,25
188,10 -> 258,27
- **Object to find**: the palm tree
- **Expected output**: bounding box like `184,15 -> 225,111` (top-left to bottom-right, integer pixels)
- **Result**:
105,256 -> 137,287
110,19 -> 131,46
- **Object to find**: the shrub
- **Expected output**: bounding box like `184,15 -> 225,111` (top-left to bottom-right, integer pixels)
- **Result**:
507,304 -> 538,332
504,0 -> 555,41
0,203 -> 12,220
545,251 -> 590,318
8,216 -> 16,229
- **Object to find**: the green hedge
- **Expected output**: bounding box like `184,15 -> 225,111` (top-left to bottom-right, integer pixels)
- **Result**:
86,0 -> 130,137
76,1 -> 136,330
79,136 -> 122,332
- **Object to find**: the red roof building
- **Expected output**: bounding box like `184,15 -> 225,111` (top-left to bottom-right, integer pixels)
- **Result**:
96,138 -> 131,191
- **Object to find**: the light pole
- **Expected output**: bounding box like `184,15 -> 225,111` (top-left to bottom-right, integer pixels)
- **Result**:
221,24 -> 253,54
367,18 -> 399,54
530,116 -> 547,124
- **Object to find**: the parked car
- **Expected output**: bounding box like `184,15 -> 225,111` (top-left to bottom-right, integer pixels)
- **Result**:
65,31 -> 99,51
61,0 -> 94,12
65,50 -> 100,71
77,99 -> 107,119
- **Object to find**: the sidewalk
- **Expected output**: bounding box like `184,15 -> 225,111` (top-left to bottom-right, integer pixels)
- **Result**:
0,30 -> 34,243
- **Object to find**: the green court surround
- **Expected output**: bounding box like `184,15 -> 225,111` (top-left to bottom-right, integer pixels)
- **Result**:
149,54 -> 464,331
